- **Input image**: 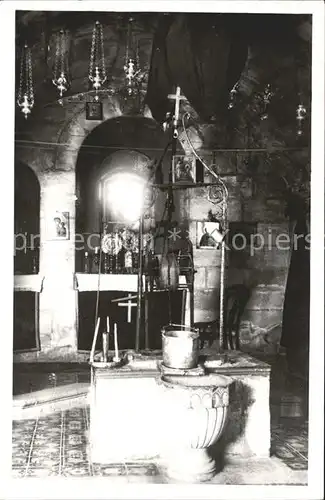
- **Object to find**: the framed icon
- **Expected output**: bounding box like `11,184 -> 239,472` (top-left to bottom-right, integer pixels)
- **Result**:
86,101 -> 103,121
49,211 -> 70,240
172,155 -> 196,184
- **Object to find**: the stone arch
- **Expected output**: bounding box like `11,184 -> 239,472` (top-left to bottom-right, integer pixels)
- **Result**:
74,114 -> 169,239
52,96 -> 157,173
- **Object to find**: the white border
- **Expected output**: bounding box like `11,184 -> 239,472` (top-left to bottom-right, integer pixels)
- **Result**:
1,1 -> 324,499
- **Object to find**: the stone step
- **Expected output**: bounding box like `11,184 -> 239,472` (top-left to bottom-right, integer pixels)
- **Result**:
12,383 -> 90,420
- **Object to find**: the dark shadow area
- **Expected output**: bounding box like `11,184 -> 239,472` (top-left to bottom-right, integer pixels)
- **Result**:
208,380 -> 253,473
14,162 -> 40,275
13,291 -> 39,352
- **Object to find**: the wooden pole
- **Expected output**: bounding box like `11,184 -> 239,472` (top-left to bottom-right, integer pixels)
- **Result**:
135,215 -> 144,351
219,195 -> 228,351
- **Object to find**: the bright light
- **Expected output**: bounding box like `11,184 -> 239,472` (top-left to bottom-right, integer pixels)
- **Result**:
105,173 -> 146,222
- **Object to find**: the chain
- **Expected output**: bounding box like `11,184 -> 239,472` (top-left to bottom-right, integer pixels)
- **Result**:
100,23 -> 106,81
89,23 -> 96,76
53,32 -> 60,81
27,46 -> 34,104
17,45 -> 25,102
89,21 -> 106,94
59,30 -> 65,75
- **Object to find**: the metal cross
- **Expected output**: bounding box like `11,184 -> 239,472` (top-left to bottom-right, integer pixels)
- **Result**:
168,86 -> 186,122
117,293 -> 137,323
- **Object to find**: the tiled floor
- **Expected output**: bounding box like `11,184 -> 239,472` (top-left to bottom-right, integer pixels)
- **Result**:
12,355 -> 309,482
12,404 -> 164,481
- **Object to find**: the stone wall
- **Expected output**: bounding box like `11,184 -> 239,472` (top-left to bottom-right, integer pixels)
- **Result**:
183,149 -> 291,350
14,100 -> 295,360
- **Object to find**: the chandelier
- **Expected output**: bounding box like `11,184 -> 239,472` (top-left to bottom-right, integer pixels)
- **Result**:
52,30 -> 71,102
88,21 -> 107,101
17,44 -> 34,119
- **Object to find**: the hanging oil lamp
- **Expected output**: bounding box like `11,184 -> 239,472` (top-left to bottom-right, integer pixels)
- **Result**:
88,21 -> 107,101
260,83 -> 274,120
121,18 -> 145,101
296,103 -> 307,137
17,44 -> 34,119
52,30 -> 70,103
228,82 -> 239,110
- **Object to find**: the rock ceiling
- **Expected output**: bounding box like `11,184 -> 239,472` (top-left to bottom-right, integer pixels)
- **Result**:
15,11 -> 311,108
15,10 -> 312,190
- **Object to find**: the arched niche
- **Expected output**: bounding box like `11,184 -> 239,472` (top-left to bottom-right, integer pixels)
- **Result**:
75,115 -> 173,271
14,162 -> 40,274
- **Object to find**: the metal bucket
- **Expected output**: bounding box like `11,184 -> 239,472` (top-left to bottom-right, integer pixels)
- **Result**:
162,324 -> 200,369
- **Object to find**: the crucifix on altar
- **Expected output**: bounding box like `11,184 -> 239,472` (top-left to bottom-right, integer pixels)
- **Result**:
113,293 -> 137,323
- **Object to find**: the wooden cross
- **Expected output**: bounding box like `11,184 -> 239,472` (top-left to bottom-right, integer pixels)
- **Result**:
117,293 -> 137,323
168,86 -> 186,122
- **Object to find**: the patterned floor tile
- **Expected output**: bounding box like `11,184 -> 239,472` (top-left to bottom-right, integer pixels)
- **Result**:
11,444 -> 30,455
66,420 -> 84,432
25,467 -> 60,477
31,443 -> 59,454
66,408 -> 84,417
29,456 -> 60,468
12,468 -> 27,478
272,446 -> 296,460
125,463 -> 160,476
62,465 -> 91,477
66,434 -> 85,447
11,454 -> 29,467
13,419 -> 35,428
65,449 -> 88,465
93,464 -> 127,476
12,424 -> 35,434
282,459 -> 308,470
12,361 -> 309,480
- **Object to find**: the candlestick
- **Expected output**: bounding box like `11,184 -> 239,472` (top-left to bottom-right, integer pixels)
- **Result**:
113,323 -> 120,362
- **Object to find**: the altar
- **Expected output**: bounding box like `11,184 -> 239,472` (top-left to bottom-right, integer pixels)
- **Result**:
89,350 -> 271,466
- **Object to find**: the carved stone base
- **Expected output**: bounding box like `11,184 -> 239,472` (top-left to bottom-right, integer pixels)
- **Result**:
163,448 -> 217,483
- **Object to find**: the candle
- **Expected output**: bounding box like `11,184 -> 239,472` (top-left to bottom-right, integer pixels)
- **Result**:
102,333 -> 108,363
113,323 -> 119,362
90,317 -> 100,364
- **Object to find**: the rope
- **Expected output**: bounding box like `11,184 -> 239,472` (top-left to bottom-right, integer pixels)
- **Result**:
15,139 -> 309,154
